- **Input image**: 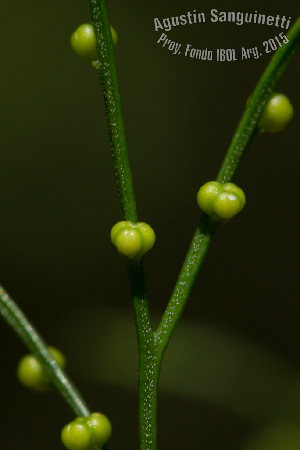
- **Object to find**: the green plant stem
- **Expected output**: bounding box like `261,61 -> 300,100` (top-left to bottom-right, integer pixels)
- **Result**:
90,0 -> 137,222
89,2 -> 154,448
0,285 -> 89,416
0,285 -> 111,449
155,215 -> 218,352
217,15 -> 300,183
126,261 -> 159,450
156,15 -> 300,355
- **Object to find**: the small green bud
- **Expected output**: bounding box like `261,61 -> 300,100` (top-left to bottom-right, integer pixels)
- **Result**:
71,24 -> 98,61
17,346 -> 66,392
258,93 -> 293,132
61,419 -> 91,450
197,181 -> 246,221
111,221 -> 156,259
86,413 -> 112,448
71,23 -> 118,62
61,413 -> 112,450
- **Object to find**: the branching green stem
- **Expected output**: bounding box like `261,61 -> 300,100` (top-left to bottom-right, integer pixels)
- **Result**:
89,2 -> 300,448
155,215 -> 218,353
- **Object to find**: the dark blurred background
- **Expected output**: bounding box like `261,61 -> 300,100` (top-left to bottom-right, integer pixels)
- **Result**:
0,0 -> 299,448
